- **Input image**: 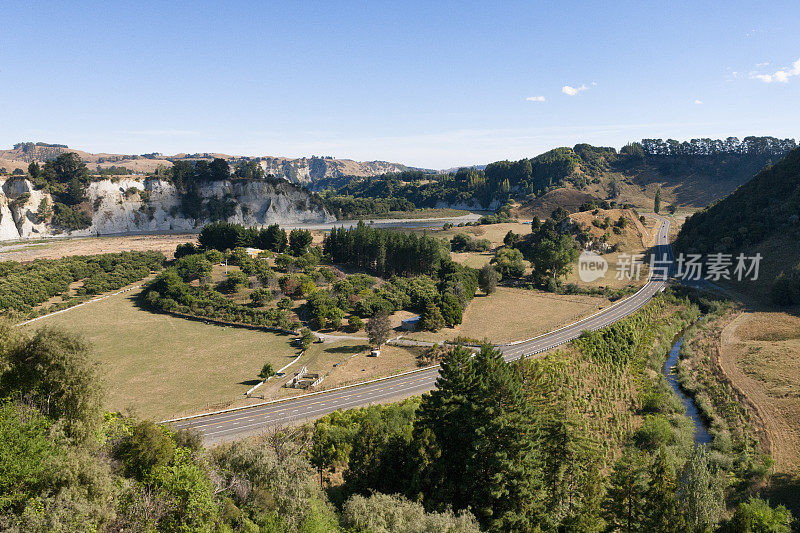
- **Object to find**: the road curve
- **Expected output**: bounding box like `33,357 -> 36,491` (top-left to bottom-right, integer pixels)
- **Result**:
172,216 -> 673,443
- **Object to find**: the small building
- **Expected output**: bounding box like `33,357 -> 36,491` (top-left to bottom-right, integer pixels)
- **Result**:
401,316 -> 420,331
244,247 -> 262,258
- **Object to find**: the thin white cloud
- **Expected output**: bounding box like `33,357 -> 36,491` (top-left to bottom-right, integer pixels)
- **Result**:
694,99 -> 703,105
750,58 -> 800,83
525,96 -> 546,102
562,84 -> 588,96
756,62 -> 770,68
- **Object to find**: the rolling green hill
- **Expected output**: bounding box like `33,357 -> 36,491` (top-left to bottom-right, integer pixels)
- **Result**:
322,137 -> 796,217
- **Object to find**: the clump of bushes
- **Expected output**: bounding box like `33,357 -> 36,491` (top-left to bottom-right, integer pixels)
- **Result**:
0,251 -> 165,319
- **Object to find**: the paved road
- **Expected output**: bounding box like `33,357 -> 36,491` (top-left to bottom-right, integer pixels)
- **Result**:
172,216 -> 673,443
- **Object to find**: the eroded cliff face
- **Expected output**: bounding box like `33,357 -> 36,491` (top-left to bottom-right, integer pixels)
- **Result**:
0,177 -> 334,241
260,157 -> 411,188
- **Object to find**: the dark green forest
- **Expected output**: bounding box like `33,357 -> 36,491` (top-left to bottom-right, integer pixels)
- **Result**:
675,147 -> 800,304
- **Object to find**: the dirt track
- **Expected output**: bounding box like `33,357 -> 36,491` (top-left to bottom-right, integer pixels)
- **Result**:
719,312 -> 800,473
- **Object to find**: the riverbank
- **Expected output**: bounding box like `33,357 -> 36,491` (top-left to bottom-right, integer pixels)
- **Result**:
664,334 -> 712,445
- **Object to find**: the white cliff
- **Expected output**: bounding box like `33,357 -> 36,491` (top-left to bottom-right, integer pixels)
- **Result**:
0,177 -> 334,241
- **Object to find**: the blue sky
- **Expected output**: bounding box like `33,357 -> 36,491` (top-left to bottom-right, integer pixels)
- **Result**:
1,1 -> 798,168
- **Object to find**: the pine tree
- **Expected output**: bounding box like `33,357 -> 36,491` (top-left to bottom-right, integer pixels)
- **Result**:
604,448 -> 649,532
645,447 -> 684,532
412,346 -> 480,509
412,346 -> 545,531
420,300 -> 445,332
535,399 -> 603,530
467,348 -> 544,531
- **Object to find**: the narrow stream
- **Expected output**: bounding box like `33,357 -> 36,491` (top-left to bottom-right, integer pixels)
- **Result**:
663,336 -> 712,445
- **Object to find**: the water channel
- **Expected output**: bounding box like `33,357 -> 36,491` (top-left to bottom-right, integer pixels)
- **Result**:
663,335 -> 712,445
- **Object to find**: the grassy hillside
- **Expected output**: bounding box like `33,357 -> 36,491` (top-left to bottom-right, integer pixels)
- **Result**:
675,147 -> 800,304
325,137 -> 796,216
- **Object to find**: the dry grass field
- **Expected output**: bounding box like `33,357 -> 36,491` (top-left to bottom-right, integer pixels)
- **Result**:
512,188 -> 596,219
407,221 -> 534,272
404,221 -> 532,247
20,280 -> 426,419
442,212 -> 657,291
0,233 -> 197,262
437,222 -> 533,244
569,208 -> 654,248
563,251 -> 651,291
23,288 -> 298,420
405,286 -> 608,344
300,340 -> 421,388
721,311 -> 800,474
243,339 -> 425,404
450,251 -> 494,269
715,309 -> 800,516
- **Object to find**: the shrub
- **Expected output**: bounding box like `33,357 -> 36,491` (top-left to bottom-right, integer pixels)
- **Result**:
52,203 -> 92,230
115,420 -> 176,482
342,493 -> 481,533
299,328 -> 315,350
218,270 -> 248,293
174,254 -> 212,282
250,288 -> 273,307
258,363 -> 276,380
204,249 -> 224,263
634,415 -> 675,450
730,497 -> 792,533
348,315 -> 364,332
174,242 -> 198,259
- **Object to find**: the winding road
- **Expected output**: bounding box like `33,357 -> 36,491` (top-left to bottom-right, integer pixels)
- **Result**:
171,216 -> 673,443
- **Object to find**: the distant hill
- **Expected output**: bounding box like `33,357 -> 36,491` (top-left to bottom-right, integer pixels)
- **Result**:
675,147 -> 800,305
0,142 -> 418,186
325,137 -> 797,214
3,136 -> 796,217
572,138 -> 797,209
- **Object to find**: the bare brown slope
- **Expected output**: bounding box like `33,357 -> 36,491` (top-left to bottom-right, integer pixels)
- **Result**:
514,188 -> 597,219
